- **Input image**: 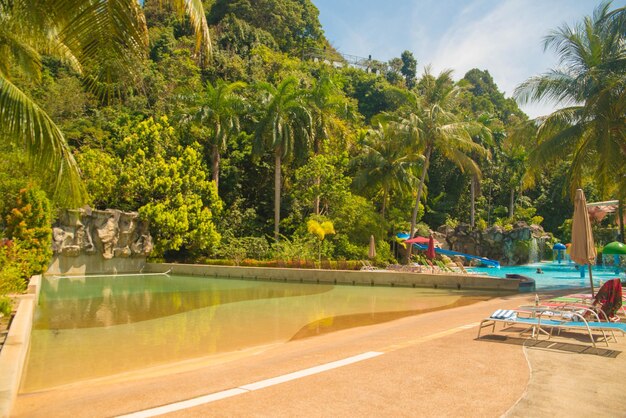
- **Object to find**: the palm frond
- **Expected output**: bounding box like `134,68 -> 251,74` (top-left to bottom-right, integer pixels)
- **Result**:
0,74 -> 85,205
0,27 -> 42,79
169,0 -> 212,64
48,0 -> 149,98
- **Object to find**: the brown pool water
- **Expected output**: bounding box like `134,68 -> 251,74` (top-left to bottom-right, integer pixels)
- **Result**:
21,274 -> 491,392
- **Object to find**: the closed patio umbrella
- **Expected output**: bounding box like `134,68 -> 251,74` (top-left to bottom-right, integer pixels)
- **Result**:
570,189 -> 597,296
368,235 -> 376,259
426,235 -> 436,260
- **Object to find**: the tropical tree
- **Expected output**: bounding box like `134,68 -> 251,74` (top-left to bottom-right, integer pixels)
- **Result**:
188,79 -> 247,192
0,0 -> 211,204
405,69 -> 490,257
254,77 -> 313,240
307,73 -> 351,154
306,72 -> 353,214
515,2 -> 626,199
353,123 -> 419,223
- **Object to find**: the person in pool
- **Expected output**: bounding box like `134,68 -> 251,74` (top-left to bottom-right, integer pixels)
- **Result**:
536,268 -> 544,274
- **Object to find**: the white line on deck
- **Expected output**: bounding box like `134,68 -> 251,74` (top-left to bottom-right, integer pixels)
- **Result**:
117,351 -> 383,418
118,321 -> 479,417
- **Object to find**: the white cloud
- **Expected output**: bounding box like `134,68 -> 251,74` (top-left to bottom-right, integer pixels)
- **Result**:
314,0 -> 623,118
419,1 -> 571,117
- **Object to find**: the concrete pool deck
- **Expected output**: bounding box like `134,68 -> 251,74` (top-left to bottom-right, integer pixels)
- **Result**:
12,290 -> 626,417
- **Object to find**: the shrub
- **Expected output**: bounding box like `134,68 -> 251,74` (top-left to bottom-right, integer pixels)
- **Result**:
4,186 -> 52,278
0,296 -> 12,317
239,237 -> 271,260
0,241 -> 28,295
444,217 -> 459,228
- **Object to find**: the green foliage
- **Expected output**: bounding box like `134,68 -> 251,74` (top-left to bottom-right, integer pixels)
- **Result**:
5,185 -> 53,277
0,242 -> 28,295
4,0 -> 616,267
216,234 -> 271,264
0,296 -> 12,317
209,0 -> 325,54
340,67 -> 410,122
515,3 -> 626,199
400,51 -> 417,89
290,153 -> 351,218
445,217 -> 459,228
80,117 -> 223,258
215,232 -> 248,265
414,222 -> 431,238
76,149 -> 120,209
271,234 -> 317,262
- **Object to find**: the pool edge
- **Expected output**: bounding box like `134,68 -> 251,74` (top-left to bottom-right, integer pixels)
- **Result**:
144,263 -> 521,292
0,274 -> 40,418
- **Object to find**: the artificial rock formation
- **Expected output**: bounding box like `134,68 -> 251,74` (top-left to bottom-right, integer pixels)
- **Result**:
52,208 -> 152,259
434,221 -> 553,266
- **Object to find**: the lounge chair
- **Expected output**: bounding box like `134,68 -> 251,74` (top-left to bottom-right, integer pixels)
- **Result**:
477,308 -> 626,348
549,280 -> 625,320
360,260 -> 377,271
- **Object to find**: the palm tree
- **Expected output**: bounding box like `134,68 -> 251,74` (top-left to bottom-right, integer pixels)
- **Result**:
306,72 -> 353,214
0,0 -> 211,205
189,79 -> 247,193
353,122 -> 419,222
404,69 -> 490,258
254,77 -> 313,240
515,2 -> 626,199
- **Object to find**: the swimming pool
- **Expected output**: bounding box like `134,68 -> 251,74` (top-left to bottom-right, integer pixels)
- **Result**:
21,274 -> 491,391
470,261 -> 625,290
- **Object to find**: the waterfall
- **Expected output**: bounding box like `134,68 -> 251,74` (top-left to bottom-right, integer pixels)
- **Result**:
529,238 -> 539,263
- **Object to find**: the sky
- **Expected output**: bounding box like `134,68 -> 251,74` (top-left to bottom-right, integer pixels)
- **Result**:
312,0 -> 626,118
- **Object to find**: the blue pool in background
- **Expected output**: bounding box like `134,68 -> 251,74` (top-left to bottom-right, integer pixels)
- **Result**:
469,261 -> 625,291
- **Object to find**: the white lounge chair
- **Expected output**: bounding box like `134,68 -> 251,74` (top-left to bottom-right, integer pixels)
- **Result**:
477,308 -> 626,348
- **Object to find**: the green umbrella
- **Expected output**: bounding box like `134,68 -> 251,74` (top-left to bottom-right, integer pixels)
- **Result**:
602,241 -> 626,255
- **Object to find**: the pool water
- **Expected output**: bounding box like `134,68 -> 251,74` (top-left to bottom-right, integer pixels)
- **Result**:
470,261 -> 625,290
21,274 -> 491,392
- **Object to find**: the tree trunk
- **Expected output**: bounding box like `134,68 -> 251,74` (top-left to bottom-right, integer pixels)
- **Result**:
211,144 -> 220,192
313,134 -> 321,215
314,177 -> 320,215
618,200 -> 625,244
274,152 -> 282,241
381,187 -> 387,221
509,188 -> 515,219
470,176 -> 476,228
407,146 -> 432,262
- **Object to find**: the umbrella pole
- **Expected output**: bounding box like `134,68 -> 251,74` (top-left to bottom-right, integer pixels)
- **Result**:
588,263 -> 595,297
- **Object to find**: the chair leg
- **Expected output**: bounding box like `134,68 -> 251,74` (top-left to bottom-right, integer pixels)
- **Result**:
477,320 -> 495,339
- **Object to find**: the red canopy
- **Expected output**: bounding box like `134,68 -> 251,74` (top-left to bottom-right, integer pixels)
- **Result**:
405,236 -> 433,244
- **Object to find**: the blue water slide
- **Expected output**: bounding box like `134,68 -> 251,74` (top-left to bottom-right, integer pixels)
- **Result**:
396,233 -> 500,267
412,244 -> 500,268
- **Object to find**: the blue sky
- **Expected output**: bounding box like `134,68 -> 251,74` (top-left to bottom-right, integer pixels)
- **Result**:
312,0 -> 626,118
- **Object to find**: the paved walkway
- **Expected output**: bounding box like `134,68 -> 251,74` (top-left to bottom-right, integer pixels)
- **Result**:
13,292 -> 626,417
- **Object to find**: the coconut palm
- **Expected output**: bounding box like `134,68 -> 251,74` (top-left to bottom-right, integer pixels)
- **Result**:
307,73 -> 353,153
404,69 -> 490,257
189,79 -> 247,192
306,72 -> 354,214
515,2 -> 626,199
0,0 -> 211,204
353,122 -> 420,222
254,77 -> 313,240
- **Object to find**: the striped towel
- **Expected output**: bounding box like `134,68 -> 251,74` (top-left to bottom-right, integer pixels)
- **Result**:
491,309 -> 517,320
